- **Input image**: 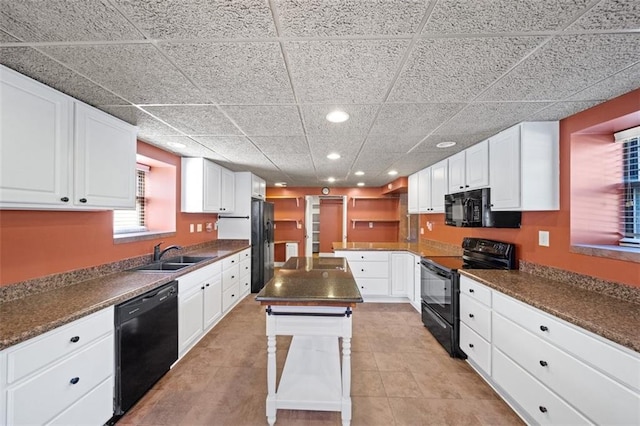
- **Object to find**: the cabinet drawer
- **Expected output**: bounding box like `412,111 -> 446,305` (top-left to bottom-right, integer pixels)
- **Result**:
223,283 -> 240,311
49,376 -> 113,426
7,333 -> 114,426
239,257 -> 251,278
493,348 -> 590,425
239,275 -> 251,294
222,264 -> 240,291
459,322 -> 491,375
5,307 -> 113,384
459,275 -> 491,307
356,278 -> 389,295
222,253 -> 240,270
348,261 -> 388,278
338,251 -> 389,262
493,291 -> 640,392
493,312 -> 639,425
459,293 -> 491,341
239,248 -> 251,261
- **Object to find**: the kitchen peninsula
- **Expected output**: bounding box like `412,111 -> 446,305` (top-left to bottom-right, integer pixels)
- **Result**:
255,257 -> 363,426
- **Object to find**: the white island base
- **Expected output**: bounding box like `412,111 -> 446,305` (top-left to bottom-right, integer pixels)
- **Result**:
265,305 -> 354,426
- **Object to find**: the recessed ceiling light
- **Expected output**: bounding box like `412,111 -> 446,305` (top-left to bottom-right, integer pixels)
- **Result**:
274,182 -> 287,187
388,170 -> 398,176
327,177 -> 336,183
354,171 -> 364,176
167,141 -> 186,148
326,110 -> 350,123
357,182 -> 365,187
327,152 -> 341,160
436,141 -> 456,148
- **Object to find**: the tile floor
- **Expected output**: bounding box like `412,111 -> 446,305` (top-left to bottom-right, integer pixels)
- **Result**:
119,297 -> 523,425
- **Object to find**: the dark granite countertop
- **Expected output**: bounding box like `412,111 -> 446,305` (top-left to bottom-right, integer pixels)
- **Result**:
256,257 -> 363,305
333,241 -> 460,257
461,270 -> 640,353
0,241 -> 250,350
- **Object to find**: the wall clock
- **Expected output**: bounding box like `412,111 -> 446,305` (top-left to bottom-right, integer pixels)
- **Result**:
321,187 -> 330,195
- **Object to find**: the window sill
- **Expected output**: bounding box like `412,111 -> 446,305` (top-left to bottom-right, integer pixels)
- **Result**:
571,244 -> 640,264
114,230 -> 176,245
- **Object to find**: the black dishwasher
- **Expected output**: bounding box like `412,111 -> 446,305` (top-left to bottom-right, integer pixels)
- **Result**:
113,281 -> 178,418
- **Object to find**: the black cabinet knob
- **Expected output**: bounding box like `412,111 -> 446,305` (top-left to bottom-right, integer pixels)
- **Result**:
70,336 -> 80,343
469,343 -> 474,348
201,286 -> 205,290
79,198 -> 87,203
231,294 -> 235,297
361,269 -> 364,272
206,283 -> 210,287
231,275 -> 235,279
469,289 -> 475,293
539,360 -> 548,367
459,186 -> 463,189
539,406 -> 547,413
60,197 -> 69,202
540,325 -> 549,332
469,314 -> 474,318
70,377 -> 80,385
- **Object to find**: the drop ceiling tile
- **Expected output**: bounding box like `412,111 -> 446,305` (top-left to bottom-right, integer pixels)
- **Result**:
433,102 -> 553,136
528,101 -> 603,121
275,0 -> 429,36
301,104 -> 379,135
389,37 -> 544,103
0,0 -> 141,42
413,133 -> 494,153
369,103 -> 465,136
307,135 -> 365,160
160,41 -> 293,104
193,136 -> 273,167
424,0 -> 590,33
569,0 -> 640,30
113,0 -> 276,39
41,44 -> 207,104
285,40 -> 409,103
351,151 -> 405,173
568,62 -> 640,102
0,30 -> 18,42
386,151 -> 447,176
0,47 -> 127,106
269,153 -> 315,173
361,134 -> 422,153
98,106 -> 182,138
220,105 -> 304,136
141,136 -> 226,161
141,105 -> 241,136
479,34 -> 640,102
250,136 -> 309,156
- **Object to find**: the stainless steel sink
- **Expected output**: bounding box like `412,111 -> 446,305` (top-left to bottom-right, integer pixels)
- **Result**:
163,255 -> 216,264
133,262 -> 193,272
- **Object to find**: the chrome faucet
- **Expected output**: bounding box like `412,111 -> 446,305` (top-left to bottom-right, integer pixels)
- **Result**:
153,242 -> 183,262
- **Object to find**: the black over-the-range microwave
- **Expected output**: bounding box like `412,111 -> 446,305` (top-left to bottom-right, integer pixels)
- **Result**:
444,188 -> 521,228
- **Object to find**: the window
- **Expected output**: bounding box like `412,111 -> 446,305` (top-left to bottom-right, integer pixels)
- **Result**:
621,136 -> 639,246
113,166 -> 148,234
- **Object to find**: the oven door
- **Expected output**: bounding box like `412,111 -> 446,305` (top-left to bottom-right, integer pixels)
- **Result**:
420,261 -> 454,324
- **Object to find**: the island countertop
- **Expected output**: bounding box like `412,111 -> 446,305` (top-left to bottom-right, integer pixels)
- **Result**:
255,257 -> 363,305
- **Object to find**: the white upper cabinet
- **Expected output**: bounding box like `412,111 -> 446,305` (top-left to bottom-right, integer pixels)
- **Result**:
489,122 -> 559,211
448,140 -> 489,193
0,65 -> 137,210
251,174 -> 266,200
182,157 -> 235,213
417,167 -> 431,213
417,159 -> 448,214
408,172 -> 419,214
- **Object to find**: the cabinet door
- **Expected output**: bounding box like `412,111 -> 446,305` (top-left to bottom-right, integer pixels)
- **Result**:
390,253 -> 411,296
251,174 -> 266,200
465,140 -> 489,189
0,66 -> 73,207
417,167 -> 431,213
74,103 -> 137,208
178,286 -> 204,356
413,255 -> 421,309
203,275 -> 222,330
220,167 -> 235,212
489,126 -> 521,210
430,160 -> 448,213
448,151 -> 466,193
203,160 -> 222,212
408,172 -> 419,214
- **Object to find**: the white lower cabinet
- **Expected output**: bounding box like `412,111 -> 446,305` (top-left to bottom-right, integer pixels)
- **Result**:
178,262 -> 222,357
238,248 -> 252,297
1,307 -> 114,426
335,251 -> 391,298
390,252 -> 414,297
222,253 -> 241,312
460,275 -> 640,425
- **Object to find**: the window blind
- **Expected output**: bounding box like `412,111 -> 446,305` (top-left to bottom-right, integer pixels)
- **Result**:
113,168 -> 147,234
621,136 -> 639,245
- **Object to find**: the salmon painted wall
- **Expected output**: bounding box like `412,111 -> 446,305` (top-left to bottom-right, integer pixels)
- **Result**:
0,141 -> 219,286
419,88 -> 640,288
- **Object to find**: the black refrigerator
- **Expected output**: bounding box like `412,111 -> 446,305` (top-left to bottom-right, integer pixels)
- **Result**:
251,199 -> 274,293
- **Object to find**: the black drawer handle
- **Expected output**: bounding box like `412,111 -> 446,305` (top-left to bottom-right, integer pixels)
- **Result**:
539,360 -> 548,367
206,283 -> 210,287
468,343 -> 474,348
469,289 -> 475,293
469,314 -> 474,318
540,325 -> 549,332
70,336 -> 80,343
70,377 -> 80,385
201,286 -> 205,290
539,406 -> 547,413
79,198 -> 87,203
231,294 -> 235,297
60,197 -> 69,202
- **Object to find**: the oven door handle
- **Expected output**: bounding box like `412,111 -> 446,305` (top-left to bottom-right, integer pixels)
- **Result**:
421,264 -> 451,279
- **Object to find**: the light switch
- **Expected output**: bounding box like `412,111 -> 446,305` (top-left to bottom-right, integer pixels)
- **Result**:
539,230 -> 550,247
369,222 -> 373,228
197,223 -> 203,232
189,224 -> 194,233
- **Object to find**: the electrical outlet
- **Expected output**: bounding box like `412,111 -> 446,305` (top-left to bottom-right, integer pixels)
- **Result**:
539,230 -> 550,247
420,227 -> 424,235
197,223 -> 203,232
369,222 -> 373,228
189,224 -> 194,233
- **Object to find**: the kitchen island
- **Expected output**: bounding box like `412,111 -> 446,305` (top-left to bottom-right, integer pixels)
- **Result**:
255,256 -> 363,426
